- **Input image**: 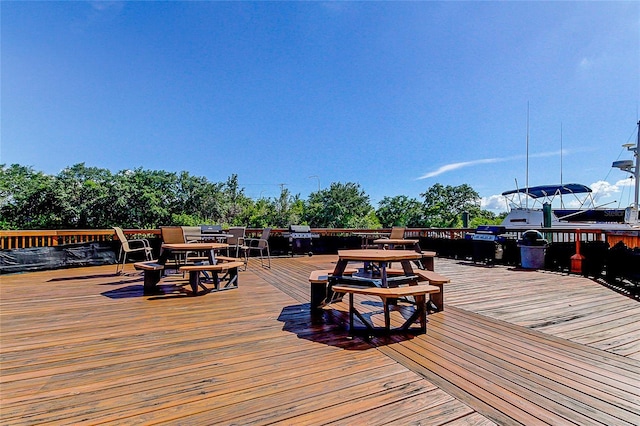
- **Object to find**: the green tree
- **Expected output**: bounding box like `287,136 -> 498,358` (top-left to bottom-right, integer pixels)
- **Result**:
304,182 -> 375,228
469,210 -> 508,228
221,174 -> 252,226
376,195 -> 425,227
0,164 -> 60,229
421,183 -> 481,228
267,188 -> 304,227
241,197 -> 272,228
54,164 -> 116,228
112,168 -> 180,228
173,171 -> 219,225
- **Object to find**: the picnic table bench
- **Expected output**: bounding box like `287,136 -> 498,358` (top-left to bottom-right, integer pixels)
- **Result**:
179,261 -> 245,295
331,283 -> 441,335
387,268 -> 450,312
134,257 -> 244,296
133,261 -> 165,295
309,268 -> 357,308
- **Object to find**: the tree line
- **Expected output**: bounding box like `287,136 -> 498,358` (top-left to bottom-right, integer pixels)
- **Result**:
0,163 -> 505,230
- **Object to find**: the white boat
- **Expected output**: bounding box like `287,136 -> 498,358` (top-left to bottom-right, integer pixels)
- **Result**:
500,122 -> 640,232
501,183 -> 639,230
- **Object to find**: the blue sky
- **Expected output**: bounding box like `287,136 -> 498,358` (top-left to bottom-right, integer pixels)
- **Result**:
2,1 -> 639,212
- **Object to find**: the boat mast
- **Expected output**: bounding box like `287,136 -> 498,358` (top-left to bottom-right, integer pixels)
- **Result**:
526,103 -> 530,209
612,120 -> 640,215
560,122 -> 564,208
634,120 -> 639,210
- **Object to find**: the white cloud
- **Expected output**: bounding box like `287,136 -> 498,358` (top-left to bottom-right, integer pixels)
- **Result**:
481,194 -> 505,211
590,180 -> 621,200
579,57 -> 593,70
417,150 -> 566,180
417,158 -> 502,179
615,177 -> 635,187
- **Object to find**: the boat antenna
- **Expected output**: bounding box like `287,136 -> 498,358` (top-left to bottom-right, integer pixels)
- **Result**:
560,122 -> 564,208
612,120 -> 640,216
635,121 -> 639,210
526,102 -> 530,209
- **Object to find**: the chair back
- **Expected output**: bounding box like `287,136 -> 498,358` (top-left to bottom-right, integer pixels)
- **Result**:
161,226 -> 185,244
258,228 -> 271,249
113,227 -> 131,251
389,226 -> 406,239
227,227 -> 246,245
181,226 -> 201,242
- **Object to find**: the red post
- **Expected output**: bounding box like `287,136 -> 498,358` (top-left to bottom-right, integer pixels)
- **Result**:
570,229 -> 584,274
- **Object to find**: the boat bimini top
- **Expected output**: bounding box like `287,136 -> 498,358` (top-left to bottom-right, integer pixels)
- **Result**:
501,183 -> 595,209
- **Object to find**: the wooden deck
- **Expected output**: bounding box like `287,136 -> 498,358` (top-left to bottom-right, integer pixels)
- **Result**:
1,255 -> 639,425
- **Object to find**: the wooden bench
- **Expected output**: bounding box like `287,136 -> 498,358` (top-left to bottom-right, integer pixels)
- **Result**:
331,284 -> 441,335
179,261 -> 245,295
308,268 -> 357,309
214,255 -> 247,271
133,261 -> 165,295
387,268 -> 450,312
215,255 -> 240,263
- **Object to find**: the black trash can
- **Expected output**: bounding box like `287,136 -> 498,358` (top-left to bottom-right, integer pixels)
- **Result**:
518,230 -> 547,269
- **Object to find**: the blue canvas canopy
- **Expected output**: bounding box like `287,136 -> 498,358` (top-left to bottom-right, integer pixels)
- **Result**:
501,184 -> 592,199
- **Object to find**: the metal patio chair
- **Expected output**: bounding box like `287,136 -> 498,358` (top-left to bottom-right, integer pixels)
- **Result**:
113,226 -> 153,275
246,227 -> 271,269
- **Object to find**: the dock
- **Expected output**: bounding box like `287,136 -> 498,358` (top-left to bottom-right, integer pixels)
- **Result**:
1,255 -> 639,425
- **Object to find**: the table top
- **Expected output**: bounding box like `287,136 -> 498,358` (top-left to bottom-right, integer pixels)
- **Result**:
372,238 -> 419,245
162,242 -> 228,250
337,249 -> 422,262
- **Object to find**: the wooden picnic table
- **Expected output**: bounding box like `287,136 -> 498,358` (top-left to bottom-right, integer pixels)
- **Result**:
332,249 -> 423,288
373,237 -> 420,251
135,242 -> 229,294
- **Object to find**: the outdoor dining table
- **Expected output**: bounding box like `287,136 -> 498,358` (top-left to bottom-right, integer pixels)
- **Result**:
373,238 -> 420,251
332,249 -> 423,288
352,232 -> 388,249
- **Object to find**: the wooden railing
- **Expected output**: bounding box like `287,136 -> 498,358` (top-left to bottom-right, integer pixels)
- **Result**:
2,226 -> 635,250
0,229 -> 159,250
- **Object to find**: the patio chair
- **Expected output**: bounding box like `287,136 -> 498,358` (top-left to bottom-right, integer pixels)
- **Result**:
246,228 -> 271,269
181,226 -> 202,242
160,226 -> 187,268
375,226 -> 407,252
226,226 -> 248,270
113,227 -> 153,275
389,226 -> 406,239
160,226 -> 186,244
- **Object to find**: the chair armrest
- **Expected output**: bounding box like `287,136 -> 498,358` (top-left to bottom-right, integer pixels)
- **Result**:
245,238 -> 267,247
127,238 -> 150,248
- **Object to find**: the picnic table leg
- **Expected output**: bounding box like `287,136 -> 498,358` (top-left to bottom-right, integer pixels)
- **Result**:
143,270 -> 162,295
327,260 -> 349,304
227,267 -> 239,288
188,271 -> 201,295
400,260 -> 414,276
429,285 -> 444,312
382,296 -> 391,330
212,271 -> 220,291
416,294 -> 427,332
348,292 -> 355,334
